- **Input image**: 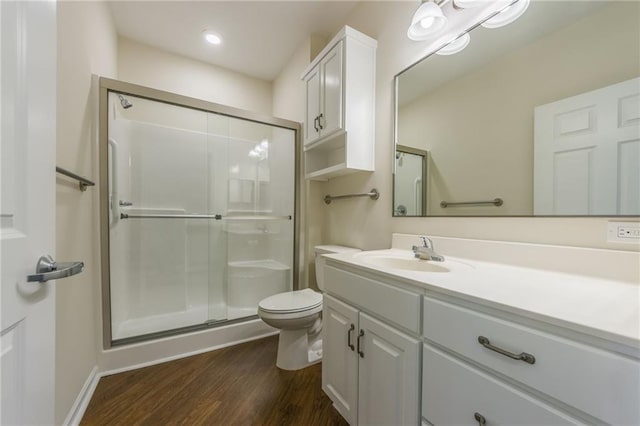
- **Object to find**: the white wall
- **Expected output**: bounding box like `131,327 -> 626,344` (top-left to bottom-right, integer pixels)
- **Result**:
300,1 -> 639,253
272,35 -> 327,288
56,1 -> 118,423
118,38 -> 273,116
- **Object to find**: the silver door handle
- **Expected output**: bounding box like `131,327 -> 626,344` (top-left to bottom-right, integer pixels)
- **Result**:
26,255 -> 84,282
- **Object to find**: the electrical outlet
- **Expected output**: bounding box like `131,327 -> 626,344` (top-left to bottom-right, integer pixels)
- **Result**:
607,221 -> 640,243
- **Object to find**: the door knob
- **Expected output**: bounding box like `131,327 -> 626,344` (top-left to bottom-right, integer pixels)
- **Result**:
26,255 -> 84,283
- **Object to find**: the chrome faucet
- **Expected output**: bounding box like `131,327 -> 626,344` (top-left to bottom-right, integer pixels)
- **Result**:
412,236 -> 445,262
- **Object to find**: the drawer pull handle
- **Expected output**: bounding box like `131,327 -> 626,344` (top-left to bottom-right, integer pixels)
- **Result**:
313,116 -> 319,132
474,412 -> 486,426
347,324 -> 355,351
478,336 -> 536,364
357,330 -> 365,358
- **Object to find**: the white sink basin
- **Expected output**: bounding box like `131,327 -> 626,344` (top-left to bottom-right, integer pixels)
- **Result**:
351,250 -> 474,273
359,255 -> 451,272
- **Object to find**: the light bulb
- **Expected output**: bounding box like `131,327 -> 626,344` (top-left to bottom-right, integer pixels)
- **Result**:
420,17 -> 435,29
407,1 -> 448,41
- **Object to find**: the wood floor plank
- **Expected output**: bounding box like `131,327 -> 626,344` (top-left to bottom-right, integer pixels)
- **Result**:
81,336 -> 348,426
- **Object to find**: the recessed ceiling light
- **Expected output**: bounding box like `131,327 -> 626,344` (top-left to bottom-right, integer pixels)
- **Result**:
202,30 -> 222,45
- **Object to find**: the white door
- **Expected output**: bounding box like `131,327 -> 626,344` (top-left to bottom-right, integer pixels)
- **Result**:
319,40 -> 343,139
1,1 -> 57,424
357,313 -> 420,426
322,295 -> 358,425
534,77 -> 640,215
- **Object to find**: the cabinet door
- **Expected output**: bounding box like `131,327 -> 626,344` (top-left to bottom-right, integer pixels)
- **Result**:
319,40 -> 343,138
304,65 -> 321,146
323,295 -> 359,425
422,343 -> 580,425
358,313 -> 420,426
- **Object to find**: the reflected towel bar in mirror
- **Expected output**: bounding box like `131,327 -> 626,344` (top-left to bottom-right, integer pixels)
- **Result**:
56,166 -> 95,191
440,198 -> 503,208
324,188 -> 380,204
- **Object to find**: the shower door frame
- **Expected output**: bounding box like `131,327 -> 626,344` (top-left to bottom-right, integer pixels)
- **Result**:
98,77 -> 301,349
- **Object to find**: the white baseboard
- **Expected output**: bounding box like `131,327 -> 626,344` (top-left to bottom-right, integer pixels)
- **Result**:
63,366 -> 100,426
65,323 -> 279,424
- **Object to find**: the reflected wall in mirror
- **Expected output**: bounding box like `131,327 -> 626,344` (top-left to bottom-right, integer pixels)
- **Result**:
394,1 -> 640,217
394,146 -> 428,216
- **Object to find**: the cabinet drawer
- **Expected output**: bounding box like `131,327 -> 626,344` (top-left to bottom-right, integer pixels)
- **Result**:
423,296 -> 640,425
325,265 -> 421,333
422,343 -> 580,425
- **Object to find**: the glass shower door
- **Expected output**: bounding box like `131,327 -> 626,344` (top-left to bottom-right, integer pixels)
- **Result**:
207,113 -> 295,322
106,89 -> 296,344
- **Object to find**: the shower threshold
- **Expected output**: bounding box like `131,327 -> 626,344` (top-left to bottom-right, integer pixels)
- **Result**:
111,314 -> 259,347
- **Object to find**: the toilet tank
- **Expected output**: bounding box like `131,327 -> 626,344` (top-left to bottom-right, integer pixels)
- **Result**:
314,245 -> 361,291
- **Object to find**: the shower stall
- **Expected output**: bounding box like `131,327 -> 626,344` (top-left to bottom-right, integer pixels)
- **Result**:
99,78 -> 299,347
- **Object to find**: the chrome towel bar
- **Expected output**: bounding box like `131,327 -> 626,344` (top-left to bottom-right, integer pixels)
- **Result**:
120,213 -> 292,220
56,166 -> 95,191
324,188 -> 379,204
440,198 -> 503,208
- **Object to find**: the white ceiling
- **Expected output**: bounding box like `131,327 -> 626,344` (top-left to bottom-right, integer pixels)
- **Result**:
107,0 -> 361,81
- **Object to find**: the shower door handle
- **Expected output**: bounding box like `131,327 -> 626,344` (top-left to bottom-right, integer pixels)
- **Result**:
26,255 -> 84,283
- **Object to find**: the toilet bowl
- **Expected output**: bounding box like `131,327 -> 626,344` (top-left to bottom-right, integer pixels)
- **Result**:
258,245 -> 360,370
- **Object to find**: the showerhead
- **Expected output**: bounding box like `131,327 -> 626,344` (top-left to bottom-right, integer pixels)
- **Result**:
117,94 -> 133,109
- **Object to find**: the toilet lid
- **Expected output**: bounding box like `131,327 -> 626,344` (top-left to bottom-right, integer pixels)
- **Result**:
258,289 -> 322,313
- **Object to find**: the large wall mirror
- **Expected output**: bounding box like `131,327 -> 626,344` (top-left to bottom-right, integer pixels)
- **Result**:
394,1 -> 640,217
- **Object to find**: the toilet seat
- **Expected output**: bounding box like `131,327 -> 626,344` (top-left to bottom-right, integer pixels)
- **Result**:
258,289 -> 322,314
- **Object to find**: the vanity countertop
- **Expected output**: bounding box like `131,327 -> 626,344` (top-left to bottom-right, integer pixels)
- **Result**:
324,248 -> 640,349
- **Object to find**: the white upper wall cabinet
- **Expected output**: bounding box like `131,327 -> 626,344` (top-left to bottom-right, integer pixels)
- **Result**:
301,26 -> 377,181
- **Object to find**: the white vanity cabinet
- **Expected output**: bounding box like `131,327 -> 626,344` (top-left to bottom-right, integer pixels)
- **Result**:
302,26 -> 376,180
421,295 -> 640,426
322,266 -> 421,426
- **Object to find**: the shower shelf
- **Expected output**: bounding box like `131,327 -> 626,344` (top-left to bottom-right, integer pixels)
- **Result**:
228,259 -> 290,271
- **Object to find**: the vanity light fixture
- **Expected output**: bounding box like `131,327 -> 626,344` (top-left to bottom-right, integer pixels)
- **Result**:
452,0 -> 484,8
436,32 -> 471,55
202,30 -> 222,45
407,0 -> 448,40
481,0 -> 530,28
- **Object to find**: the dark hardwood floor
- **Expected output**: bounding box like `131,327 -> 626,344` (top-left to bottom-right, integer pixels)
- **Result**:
81,335 -> 348,425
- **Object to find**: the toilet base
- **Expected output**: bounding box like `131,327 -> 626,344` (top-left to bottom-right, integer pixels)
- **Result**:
275,329 -> 322,371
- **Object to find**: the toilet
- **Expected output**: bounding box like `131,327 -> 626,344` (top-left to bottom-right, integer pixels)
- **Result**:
258,245 -> 361,370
